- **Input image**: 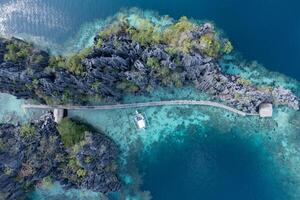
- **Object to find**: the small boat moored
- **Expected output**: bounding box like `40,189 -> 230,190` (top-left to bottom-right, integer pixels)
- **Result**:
134,110 -> 146,129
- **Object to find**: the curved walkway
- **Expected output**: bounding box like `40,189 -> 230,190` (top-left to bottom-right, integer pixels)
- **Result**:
23,100 -> 258,116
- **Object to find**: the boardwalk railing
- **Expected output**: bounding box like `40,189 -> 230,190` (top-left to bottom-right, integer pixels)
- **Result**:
23,100 -> 258,117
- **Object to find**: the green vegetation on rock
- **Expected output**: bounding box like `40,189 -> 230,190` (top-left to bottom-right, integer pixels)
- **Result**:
84,155 -> 94,163
32,79 -> 39,86
156,67 -> 171,83
76,168 -> 87,178
48,55 -> 66,68
65,54 -> 84,75
91,81 -> 102,90
95,14 -> 234,59
66,157 -> 87,179
48,48 -> 91,75
116,79 -> 140,93
162,16 -> 194,52
4,43 -> 30,62
146,57 -> 160,70
199,33 -> 221,58
127,18 -> 161,45
171,72 -> 183,87
98,21 -> 127,44
3,166 -> 13,176
0,139 -> 5,152
234,93 -> 242,100
19,123 -> 36,138
64,48 -> 92,75
31,54 -> 47,64
237,78 -> 252,86
41,176 -> 53,188
79,94 -> 103,104
223,40 -> 233,54
57,118 -> 90,148
62,90 -> 72,103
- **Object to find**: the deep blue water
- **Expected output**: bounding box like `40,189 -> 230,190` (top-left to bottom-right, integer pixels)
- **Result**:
0,0 -> 299,79
139,128 -> 287,200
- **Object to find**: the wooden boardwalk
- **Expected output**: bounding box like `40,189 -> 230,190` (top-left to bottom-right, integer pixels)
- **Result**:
23,100 -> 258,117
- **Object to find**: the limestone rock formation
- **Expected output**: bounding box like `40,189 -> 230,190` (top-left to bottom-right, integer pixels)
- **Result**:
0,16 -> 298,113
0,113 -> 121,200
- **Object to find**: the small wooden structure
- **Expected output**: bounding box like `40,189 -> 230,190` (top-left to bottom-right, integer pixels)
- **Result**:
259,103 -> 273,118
53,108 -> 65,123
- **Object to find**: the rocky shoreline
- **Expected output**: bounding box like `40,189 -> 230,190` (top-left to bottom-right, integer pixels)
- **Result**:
0,113 -> 121,200
0,14 -> 299,113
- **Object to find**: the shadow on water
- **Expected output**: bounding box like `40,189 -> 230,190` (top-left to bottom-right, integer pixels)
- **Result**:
138,127 -> 289,200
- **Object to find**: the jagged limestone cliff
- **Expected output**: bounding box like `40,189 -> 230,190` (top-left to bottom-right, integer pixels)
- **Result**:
0,14 -> 298,114
0,113 -> 121,200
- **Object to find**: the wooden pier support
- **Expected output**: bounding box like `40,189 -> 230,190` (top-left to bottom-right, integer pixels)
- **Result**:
53,108 -> 66,123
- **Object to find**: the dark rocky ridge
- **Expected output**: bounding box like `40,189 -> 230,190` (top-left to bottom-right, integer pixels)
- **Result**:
74,132 -> 121,192
0,18 -> 298,113
0,113 -> 121,200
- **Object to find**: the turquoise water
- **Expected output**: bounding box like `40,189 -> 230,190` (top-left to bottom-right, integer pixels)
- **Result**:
139,131 -> 287,200
0,1 -> 300,200
5,86 -> 299,199
67,90 -> 300,199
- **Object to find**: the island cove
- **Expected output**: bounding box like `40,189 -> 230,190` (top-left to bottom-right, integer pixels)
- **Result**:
0,9 -> 299,200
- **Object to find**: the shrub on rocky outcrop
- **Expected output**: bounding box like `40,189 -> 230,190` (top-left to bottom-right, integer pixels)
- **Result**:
57,118 -> 90,148
162,16 -> 194,52
41,176 -> 53,188
48,48 -> 91,75
48,55 -> 66,68
31,54 -> 46,64
62,157 -> 87,183
65,48 -> 92,75
91,81 -> 102,90
171,72 -> 183,87
98,21 -> 127,42
223,40 -> 233,54
19,123 -> 36,137
146,57 -> 160,70
237,77 -> 252,86
127,18 -> 161,45
4,43 -> 29,62
76,168 -> 87,178
66,54 -> 84,75
199,33 -> 221,58
117,79 -> 140,93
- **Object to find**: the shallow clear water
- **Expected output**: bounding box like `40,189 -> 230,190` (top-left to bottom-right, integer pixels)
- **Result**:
0,1 -> 300,200
19,86 -> 300,200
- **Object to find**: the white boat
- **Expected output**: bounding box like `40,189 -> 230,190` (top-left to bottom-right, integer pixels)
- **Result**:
134,111 -> 146,129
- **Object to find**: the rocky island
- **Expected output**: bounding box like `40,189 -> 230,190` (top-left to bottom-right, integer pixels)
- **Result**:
0,113 -> 121,200
0,14 -> 298,113
0,12 -> 299,199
